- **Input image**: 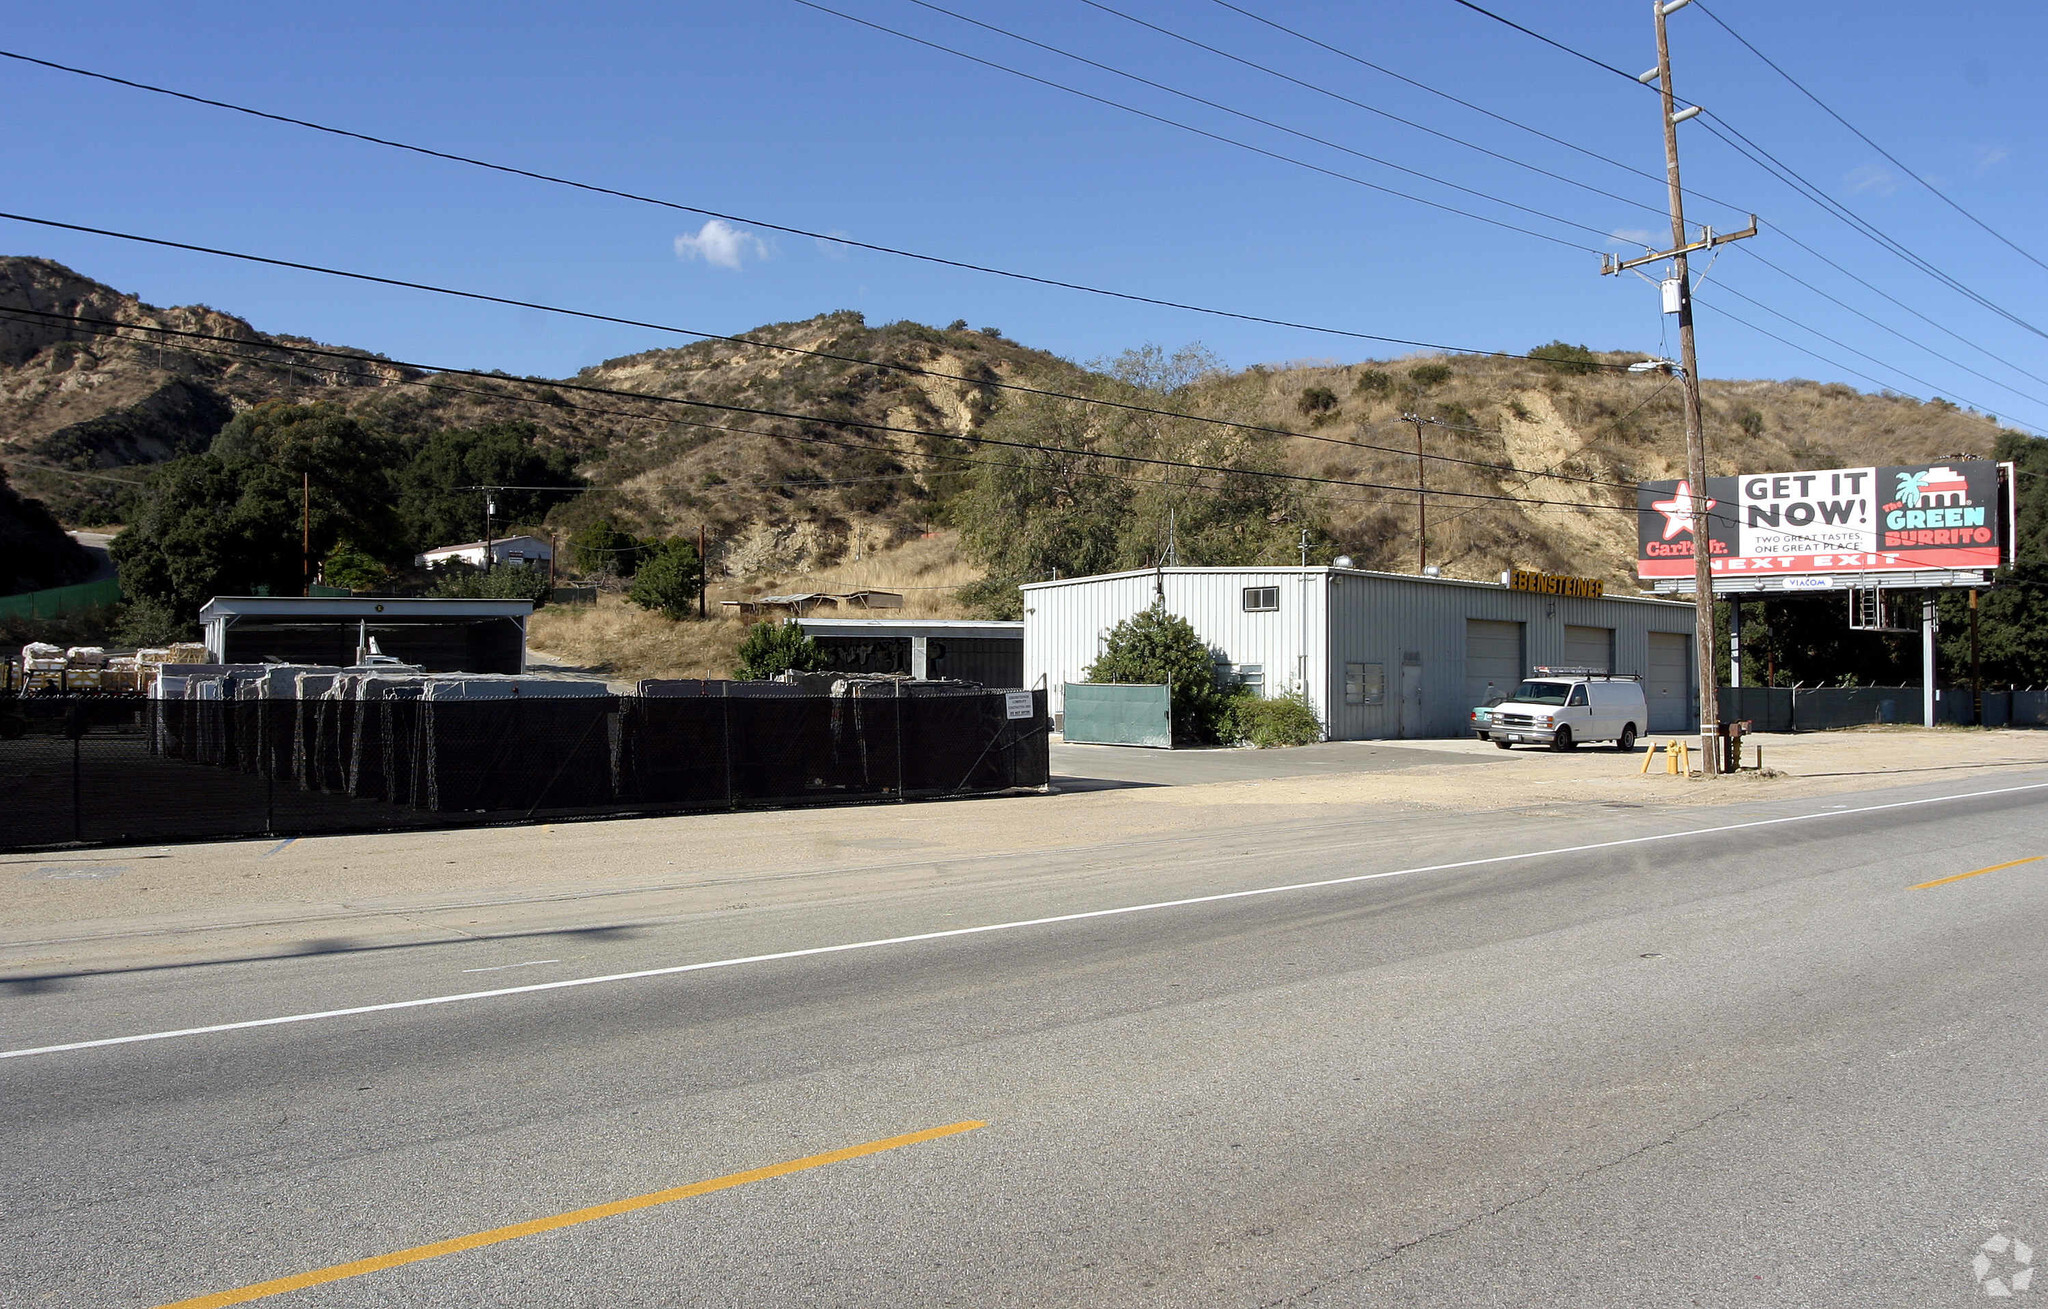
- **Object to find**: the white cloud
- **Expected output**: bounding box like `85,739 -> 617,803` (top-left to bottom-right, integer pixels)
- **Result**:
814,229 -> 854,260
1974,145 -> 2010,174
1607,227 -> 1654,249
674,219 -> 770,270
1845,164 -> 1898,196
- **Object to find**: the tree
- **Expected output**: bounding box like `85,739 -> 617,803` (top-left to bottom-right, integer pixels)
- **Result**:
112,402 -> 408,621
735,620 -> 823,679
426,560 -> 552,603
1085,603 -> 1227,743
952,343 -> 1318,618
626,539 -> 704,619
395,422 -> 582,551
571,519 -> 650,577
321,544 -> 388,593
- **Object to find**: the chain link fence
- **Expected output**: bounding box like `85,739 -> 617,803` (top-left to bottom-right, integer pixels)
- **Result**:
0,685 -> 1048,852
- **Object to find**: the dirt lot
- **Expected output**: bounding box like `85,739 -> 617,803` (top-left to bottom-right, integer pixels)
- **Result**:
5,726 -> 2045,983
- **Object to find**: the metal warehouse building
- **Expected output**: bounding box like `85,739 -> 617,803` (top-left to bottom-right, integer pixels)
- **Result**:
1022,567 -> 1698,740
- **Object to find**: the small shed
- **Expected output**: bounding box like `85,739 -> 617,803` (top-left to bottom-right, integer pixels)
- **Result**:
795,617 -> 1025,687
721,593 -> 840,618
198,597 -> 533,673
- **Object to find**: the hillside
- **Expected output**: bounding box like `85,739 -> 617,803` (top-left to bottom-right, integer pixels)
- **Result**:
0,256 -> 2010,599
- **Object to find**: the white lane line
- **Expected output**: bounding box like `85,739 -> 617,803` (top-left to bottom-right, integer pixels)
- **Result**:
6,778 -> 2046,1062
461,959 -> 561,974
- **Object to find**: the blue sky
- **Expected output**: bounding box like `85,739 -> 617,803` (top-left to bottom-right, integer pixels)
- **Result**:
3,1 -> 2044,430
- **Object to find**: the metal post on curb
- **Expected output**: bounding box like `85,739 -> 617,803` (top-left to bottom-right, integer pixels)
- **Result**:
71,702 -> 83,843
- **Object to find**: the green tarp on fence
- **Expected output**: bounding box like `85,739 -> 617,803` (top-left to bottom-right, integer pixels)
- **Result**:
0,577 -> 120,620
1063,682 -> 1171,748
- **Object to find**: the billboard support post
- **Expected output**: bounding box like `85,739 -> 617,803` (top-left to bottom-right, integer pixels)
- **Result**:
1922,598 -> 1938,729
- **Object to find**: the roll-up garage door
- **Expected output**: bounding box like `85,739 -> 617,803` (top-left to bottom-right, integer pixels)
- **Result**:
1465,619 -> 1522,711
1646,631 -> 1692,732
1563,625 -> 1613,672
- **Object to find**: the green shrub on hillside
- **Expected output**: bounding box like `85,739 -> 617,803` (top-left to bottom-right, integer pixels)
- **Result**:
1297,386 -> 1339,418
626,539 -> 704,620
1353,368 -> 1393,395
1528,341 -> 1600,375
1408,362 -> 1453,389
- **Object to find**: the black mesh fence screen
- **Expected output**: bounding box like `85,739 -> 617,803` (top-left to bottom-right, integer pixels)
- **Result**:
1717,684 -> 2024,731
0,686 -> 1048,852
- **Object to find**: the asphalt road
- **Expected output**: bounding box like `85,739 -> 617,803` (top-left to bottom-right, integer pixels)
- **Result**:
4,771 -> 2047,1307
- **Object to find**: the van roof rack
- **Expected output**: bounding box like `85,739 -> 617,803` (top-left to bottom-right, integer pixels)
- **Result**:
1531,666 -> 1641,680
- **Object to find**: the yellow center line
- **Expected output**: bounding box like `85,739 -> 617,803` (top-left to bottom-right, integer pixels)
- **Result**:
154,1119 -> 986,1309
1910,855 -> 2043,890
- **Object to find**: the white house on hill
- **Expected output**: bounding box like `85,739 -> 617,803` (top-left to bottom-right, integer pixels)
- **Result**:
417,535 -> 554,570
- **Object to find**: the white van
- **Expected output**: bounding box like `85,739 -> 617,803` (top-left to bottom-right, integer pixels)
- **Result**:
1487,669 -> 1647,752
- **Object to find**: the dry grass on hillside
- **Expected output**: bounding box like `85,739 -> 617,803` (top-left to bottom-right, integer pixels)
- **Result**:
531,531 -> 985,682
1201,351 -> 2007,588
739,529 -> 980,619
529,597 -> 752,683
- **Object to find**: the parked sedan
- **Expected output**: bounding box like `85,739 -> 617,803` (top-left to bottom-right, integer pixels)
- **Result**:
1468,696 -> 1505,740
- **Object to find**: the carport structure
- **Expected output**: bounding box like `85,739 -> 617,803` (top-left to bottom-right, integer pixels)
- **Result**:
197,596 -> 532,673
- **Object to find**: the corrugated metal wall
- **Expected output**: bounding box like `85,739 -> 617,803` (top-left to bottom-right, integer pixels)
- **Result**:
1024,568 -> 1694,740
1023,569 -> 1321,720
1325,574 -> 1694,738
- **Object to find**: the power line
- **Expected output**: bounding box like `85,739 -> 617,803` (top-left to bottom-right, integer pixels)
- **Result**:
1207,0 -> 1754,220
1697,281 -> 2044,431
1691,0 -> 2048,278
1444,0 -> 1645,84
11,305 -> 2004,575
0,49 -> 1616,363
897,0 -> 1638,241
783,0 -> 1611,253
1436,2 -> 2048,345
1731,244 -> 2048,414
0,306 -> 1458,520
1014,0 -> 1678,224
0,304 -> 1632,512
1759,226 -> 2048,392
1696,116 -> 2048,343
0,209 -> 1654,492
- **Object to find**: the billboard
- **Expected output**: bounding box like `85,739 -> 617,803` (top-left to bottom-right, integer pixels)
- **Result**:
1637,460 -> 2010,582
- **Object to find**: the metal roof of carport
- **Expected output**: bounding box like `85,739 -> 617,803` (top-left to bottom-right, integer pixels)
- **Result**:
199,596 -> 535,620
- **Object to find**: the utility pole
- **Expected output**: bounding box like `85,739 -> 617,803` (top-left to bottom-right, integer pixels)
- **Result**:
697,524 -> 708,619
301,471 -> 311,596
1405,412 -> 1429,574
1605,0 -> 1759,776
481,490 -> 497,574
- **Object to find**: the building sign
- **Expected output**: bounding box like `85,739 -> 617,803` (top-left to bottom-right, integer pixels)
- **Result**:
1507,568 -> 1604,598
1637,460 -> 2011,580
1005,690 -> 1035,720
